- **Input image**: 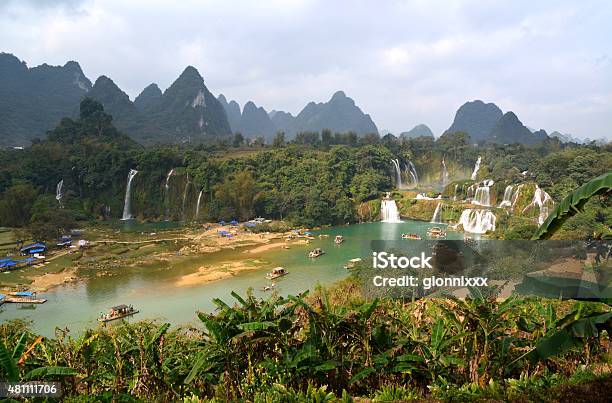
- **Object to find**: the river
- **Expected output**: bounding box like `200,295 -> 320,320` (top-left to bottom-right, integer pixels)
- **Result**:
1,220 -> 463,336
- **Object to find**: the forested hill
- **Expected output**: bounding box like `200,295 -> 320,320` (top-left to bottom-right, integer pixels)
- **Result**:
0,54 -> 231,146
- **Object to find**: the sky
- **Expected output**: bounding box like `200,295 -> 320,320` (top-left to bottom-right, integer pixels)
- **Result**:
1,0 -> 611,139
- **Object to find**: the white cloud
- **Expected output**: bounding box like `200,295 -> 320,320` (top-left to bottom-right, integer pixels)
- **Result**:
0,0 -> 610,139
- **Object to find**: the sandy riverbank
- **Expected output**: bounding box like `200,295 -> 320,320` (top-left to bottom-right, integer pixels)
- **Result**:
27,267 -> 78,291
175,259 -> 266,287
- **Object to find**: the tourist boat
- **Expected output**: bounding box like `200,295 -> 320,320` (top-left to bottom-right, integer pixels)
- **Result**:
6,291 -> 47,304
334,235 -> 344,244
308,248 -> 325,258
265,267 -> 288,280
98,304 -> 139,323
401,233 -> 422,240
427,227 -> 447,238
344,258 -> 362,269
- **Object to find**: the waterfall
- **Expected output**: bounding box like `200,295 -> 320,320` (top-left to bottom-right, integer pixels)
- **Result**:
391,159 -> 402,189
499,185 -> 514,207
165,168 -> 174,192
381,194 -> 401,223
459,209 -> 496,234
471,156 -> 482,180
441,159 -> 449,187
511,184 -> 523,208
182,173 -> 191,212
195,189 -> 203,218
430,203 -> 442,223
55,179 -> 64,207
473,186 -> 490,206
407,160 -> 419,187
466,184 -> 477,199
121,169 -> 138,220
522,186 -> 554,225
453,184 -> 458,201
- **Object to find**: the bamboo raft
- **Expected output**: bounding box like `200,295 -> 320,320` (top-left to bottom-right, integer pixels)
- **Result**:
4,296 -> 47,304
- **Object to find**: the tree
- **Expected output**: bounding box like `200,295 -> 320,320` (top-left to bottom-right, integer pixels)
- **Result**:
0,184 -> 39,227
232,132 -> 244,147
272,131 -> 285,148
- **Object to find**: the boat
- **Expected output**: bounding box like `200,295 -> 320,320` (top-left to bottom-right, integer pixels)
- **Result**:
401,233 -> 422,240
427,227 -> 447,238
265,267 -> 288,280
98,304 -> 139,323
344,258 -> 362,269
6,291 -> 47,304
334,235 -> 344,244
308,248 -> 325,258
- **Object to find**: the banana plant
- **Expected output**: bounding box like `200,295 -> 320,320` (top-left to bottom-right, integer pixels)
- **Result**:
531,172 -> 612,240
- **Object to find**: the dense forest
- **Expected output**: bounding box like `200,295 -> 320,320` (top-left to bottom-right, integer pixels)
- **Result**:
0,99 -> 610,240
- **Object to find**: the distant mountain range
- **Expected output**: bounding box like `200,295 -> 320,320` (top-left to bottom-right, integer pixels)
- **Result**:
218,91 -> 378,141
0,53 -> 594,147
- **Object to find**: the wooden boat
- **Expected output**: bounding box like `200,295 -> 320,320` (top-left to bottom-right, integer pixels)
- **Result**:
427,227 -> 447,238
261,283 -> 276,292
401,233 -> 422,240
6,291 -> 47,304
98,304 -> 139,323
265,267 -> 288,280
308,248 -> 325,258
334,235 -> 344,244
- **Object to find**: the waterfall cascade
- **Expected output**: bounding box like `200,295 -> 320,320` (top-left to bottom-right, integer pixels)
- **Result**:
522,186 -> 554,225
471,156 -> 482,180
499,185 -> 514,207
473,186 -> 491,206
511,184 -> 523,208
453,184 -> 458,201
182,173 -> 191,211
121,169 -> 138,220
165,169 -> 174,192
459,209 -> 496,234
195,190 -> 204,218
441,159 -> 449,187
391,159 -> 402,189
381,194 -> 401,222
407,161 -> 419,187
430,203 -> 443,223
56,179 -> 64,207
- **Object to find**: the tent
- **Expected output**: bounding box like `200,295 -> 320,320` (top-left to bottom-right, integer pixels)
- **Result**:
230,220 -> 238,225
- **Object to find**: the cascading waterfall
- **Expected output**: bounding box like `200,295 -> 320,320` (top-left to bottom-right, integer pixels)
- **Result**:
165,169 -> 174,192
440,159 -> 449,187
195,189 -> 204,218
459,209 -> 496,234
182,173 -> 191,213
466,184 -> 476,199
407,161 -> 419,187
391,159 -> 402,189
511,184 -> 523,208
430,202 -> 443,223
55,179 -> 64,207
522,185 -> 555,225
381,193 -> 401,223
499,185 -> 514,207
471,156 -> 482,180
121,169 -> 138,220
453,184 -> 458,201
472,186 -> 490,206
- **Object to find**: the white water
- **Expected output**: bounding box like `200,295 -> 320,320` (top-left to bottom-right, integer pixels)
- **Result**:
195,190 -> 204,218
391,159 -> 402,189
121,169 -> 138,220
511,184 -> 523,208
182,173 -> 191,213
407,161 -> 419,187
381,196 -> 401,223
472,186 -> 491,206
471,156 -> 482,180
453,184 -> 458,201
459,209 -> 496,234
165,169 -> 174,192
430,203 -> 443,223
499,185 -> 514,207
55,179 -> 64,206
441,159 -> 449,187
522,186 -> 554,225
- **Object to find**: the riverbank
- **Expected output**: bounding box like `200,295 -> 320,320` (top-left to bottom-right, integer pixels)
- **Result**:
0,221 -> 306,294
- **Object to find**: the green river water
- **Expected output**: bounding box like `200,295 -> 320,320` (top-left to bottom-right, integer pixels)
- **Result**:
1,220 -> 463,336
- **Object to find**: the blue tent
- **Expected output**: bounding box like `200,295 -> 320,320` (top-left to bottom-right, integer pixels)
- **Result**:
230,220 -> 238,225
0,260 -> 16,269
245,222 -> 256,228
20,242 -> 46,255
219,221 -> 226,225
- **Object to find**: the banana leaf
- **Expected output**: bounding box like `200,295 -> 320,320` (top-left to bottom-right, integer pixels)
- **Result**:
532,172 -> 612,240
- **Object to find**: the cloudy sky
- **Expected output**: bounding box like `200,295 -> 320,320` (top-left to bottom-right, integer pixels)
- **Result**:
1,0 -> 611,139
